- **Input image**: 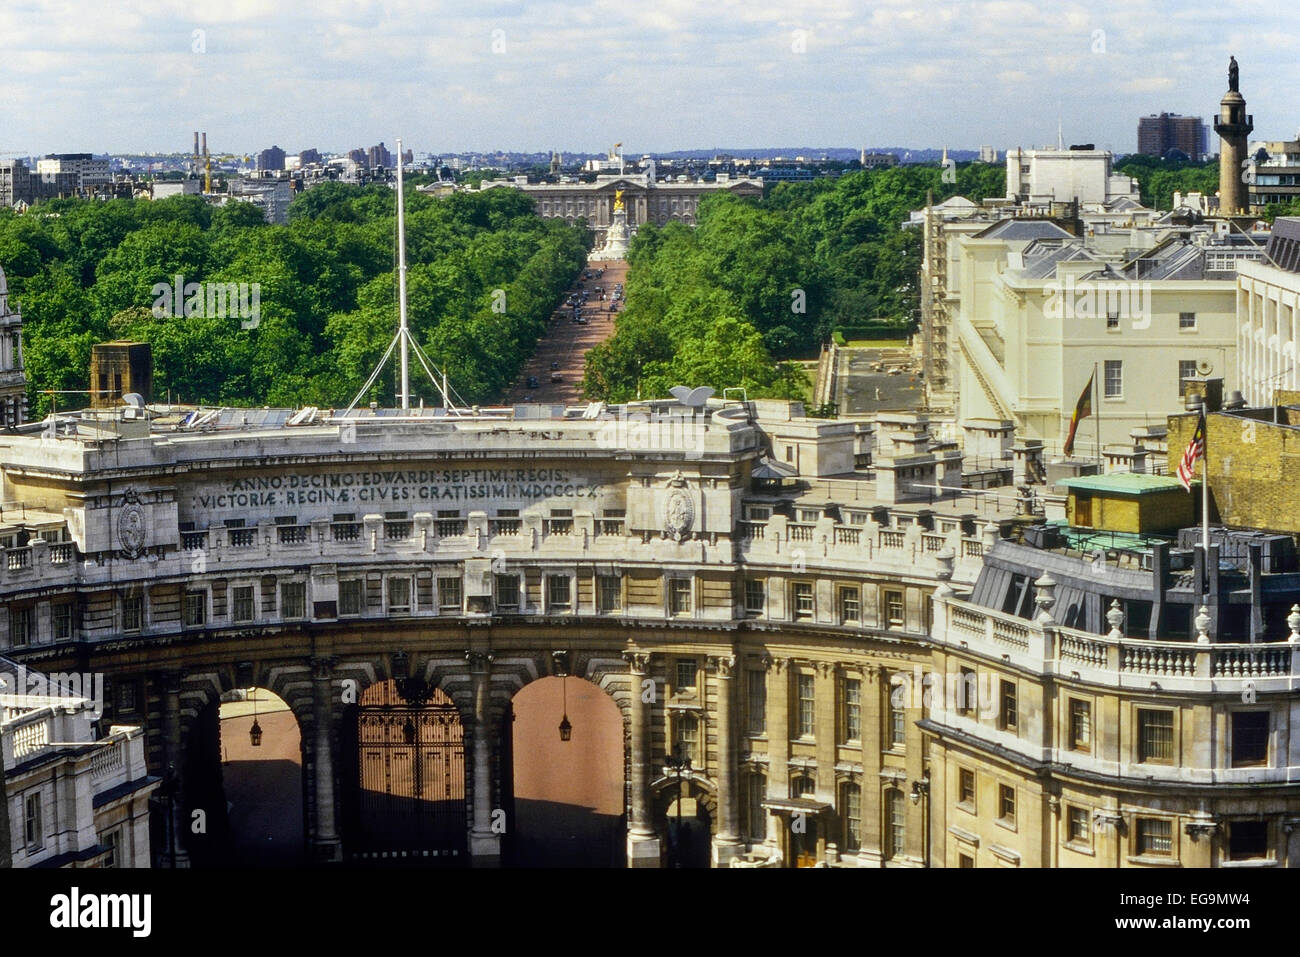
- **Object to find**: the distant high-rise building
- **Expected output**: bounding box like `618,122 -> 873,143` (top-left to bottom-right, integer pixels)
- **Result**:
1137,113 -> 1208,160
979,145 -> 998,163
366,142 -> 393,169
35,153 -> 111,189
298,148 -> 322,167
256,145 -> 286,172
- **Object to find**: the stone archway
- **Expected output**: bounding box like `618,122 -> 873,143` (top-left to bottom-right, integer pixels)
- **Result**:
344,676 -> 468,865
653,774 -> 717,869
506,674 -> 626,866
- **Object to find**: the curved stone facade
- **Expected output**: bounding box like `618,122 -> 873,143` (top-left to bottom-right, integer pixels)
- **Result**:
2,401 -> 1296,867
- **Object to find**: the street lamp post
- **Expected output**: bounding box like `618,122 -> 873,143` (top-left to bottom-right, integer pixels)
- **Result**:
664,743 -> 693,868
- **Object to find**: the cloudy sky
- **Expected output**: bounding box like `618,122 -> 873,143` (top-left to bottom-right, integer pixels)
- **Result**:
2,0 -> 1295,158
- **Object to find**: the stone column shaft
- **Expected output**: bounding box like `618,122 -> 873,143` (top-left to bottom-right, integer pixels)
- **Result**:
311,657 -> 341,861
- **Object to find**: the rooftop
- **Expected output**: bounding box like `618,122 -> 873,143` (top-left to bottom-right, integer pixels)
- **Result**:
1056,473 -> 1191,496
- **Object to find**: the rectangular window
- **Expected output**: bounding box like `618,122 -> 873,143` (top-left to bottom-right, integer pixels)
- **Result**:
233,585 -> 256,622
438,577 -> 462,611
52,602 -> 73,640
24,792 -> 42,849
669,578 -> 692,616
494,574 -> 519,610
1179,358 -> 1198,395
884,589 -> 904,628
958,854 -> 974,869
9,606 -> 32,647
1138,708 -> 1174,763
999,680 -> 1018,732
744,579 -> 765,614
1067,806 -> 1091,845
183,589 -> 207,627
957,667 -> 977,716
886,789 -> 905,860
838,586 -> 861,624
597,575 -> 622,612
1136,818 -> 1172,856
387,577 -> 411,613
101,827 -> 122,868
545,508 -> 573,536
1106,312 -> 1120,329
1070,698 -> 1092,751
747,670 -> 766,734
998,785 -> 1016,825
1231,711 -> 1269,767
797,672 -> 815,737
548,575 -> 572,610
793,582 -> 814,620
1179,311 -> 1197,329
746,774 -> 766,841
280,581 -> 306,619
117,680 -> 139,715
842,677 -> 861,742
889,696 -> 906,749
841,784 -> 862,852
959,768 -> 976,809
1228,820 -> 1268,860
1104,359 -> 1123,398
675,658 -> 697,694
338,580 -> 362,617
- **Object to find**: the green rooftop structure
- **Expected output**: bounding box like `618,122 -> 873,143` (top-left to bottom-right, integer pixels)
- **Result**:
1057,473 -> 1195,534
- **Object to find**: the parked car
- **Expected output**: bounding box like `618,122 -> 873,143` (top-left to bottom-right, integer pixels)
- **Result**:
551,372 -> 562,382
526,376 -> 539,389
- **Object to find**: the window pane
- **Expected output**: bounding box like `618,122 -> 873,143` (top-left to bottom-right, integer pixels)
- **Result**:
747,670 -> 766,734
843,678 -> 861,741
1139,709 -> 1173,762
1104,359 -> 1123,398
797,673 -> 815,737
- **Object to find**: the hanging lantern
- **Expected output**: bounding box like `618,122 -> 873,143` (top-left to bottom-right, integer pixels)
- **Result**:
558,713 -> 572,741
249,717 -> 263,747
558,673 -> 572,741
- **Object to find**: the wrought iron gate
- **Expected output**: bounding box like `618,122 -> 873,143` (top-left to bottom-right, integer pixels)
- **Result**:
356,679 -> 466,860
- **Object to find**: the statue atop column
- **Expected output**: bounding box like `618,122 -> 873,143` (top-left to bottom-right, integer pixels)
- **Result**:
1229,55 -> 1239,92
614,188 -> 625,212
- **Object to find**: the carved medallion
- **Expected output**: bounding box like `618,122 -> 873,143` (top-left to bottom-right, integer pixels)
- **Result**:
117,488 -> 146,559
663,488 -> 694,542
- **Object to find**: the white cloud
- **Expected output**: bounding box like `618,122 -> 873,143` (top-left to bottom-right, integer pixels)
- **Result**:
0,0 -> 1293,154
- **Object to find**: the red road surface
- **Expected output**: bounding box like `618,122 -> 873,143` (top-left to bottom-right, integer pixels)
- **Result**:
505,258 -> 628,406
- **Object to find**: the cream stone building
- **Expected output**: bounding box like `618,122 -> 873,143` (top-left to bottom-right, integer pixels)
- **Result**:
0,391 -> 1295,868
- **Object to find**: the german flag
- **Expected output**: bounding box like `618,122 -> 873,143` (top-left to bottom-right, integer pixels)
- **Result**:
1063,371 -> 1094,457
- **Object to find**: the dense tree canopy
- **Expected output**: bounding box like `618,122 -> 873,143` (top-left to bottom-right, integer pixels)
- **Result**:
0,185 -> 588,417
582,161 -> 1007,403
1114,156 -> 1219,210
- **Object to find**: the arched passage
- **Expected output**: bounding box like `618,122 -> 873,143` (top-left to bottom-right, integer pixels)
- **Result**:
507,675 -> 625,866
342,678 -> 467,864
218,688 -> 305,866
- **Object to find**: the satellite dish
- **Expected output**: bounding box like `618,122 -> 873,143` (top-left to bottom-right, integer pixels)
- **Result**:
669,386 -> 715,408
1196,359 -> 1214,376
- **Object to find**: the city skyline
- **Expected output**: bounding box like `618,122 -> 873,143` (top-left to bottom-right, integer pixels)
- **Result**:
3,0 -> 1297,156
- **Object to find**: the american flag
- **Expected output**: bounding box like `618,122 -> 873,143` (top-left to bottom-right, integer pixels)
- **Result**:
1176,413 -> 1205,491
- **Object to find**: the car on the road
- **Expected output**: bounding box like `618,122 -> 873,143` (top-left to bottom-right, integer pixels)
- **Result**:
550,372 -> 562,382
526,376 -> 539,389
550,361 -> 559,370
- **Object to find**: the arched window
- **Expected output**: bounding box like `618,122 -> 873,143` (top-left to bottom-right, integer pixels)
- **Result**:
885,788 -> 905,860
840,782 -> 862,852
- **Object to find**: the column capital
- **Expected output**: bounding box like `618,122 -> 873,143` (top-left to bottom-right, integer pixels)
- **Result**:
465,650 -> 494,674
623,649 -> 652,675
310,656 -> 336,681
709,654 -> 737,678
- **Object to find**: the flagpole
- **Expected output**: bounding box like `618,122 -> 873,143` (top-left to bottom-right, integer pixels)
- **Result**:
1201,417 -> 1210,553
1093,362 -> 1100,467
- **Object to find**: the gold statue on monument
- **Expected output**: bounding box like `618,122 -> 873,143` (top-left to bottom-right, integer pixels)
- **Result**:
614,189 -> 625,212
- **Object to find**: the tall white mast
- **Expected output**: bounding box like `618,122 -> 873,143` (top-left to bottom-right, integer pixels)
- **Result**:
396,137 -> 411,411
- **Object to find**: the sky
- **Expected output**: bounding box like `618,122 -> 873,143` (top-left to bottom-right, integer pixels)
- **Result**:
2,0 -> 1296,158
